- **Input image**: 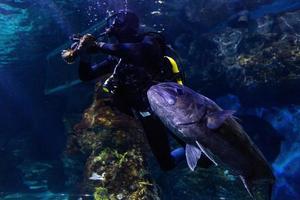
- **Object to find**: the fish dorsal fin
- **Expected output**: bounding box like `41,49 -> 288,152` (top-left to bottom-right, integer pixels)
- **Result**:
206,110 -> 235,129
185,144 -> 202,171
195,141 -> 218,166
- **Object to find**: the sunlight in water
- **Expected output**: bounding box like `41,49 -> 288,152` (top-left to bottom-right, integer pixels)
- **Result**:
0,3 -> 32,66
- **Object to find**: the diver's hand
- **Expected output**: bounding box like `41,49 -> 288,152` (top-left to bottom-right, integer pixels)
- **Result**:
61,49 -> 77,64
77,34 -> 97,54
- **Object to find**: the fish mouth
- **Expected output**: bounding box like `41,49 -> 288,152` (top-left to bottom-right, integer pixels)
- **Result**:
147,87 -> 161,102
147,87 -> 164,111
147,85 -> 177,107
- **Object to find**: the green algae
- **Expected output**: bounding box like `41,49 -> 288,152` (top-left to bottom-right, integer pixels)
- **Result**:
65,84 -> 160,199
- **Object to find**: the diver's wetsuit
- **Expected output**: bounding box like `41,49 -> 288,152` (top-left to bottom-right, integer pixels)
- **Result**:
79,34 -> 180,170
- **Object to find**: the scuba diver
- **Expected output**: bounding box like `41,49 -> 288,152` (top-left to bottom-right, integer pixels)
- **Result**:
62,10 -> 209,171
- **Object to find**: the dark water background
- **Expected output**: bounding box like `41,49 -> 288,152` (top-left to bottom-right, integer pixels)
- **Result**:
1,0 -> 300,199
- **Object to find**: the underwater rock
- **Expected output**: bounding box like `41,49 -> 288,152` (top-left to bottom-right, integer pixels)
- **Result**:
0,149 -> 27,193
278,11 -> 300,33
183,0 -> 229,29
228,10 -> 251,29
187,9 -> 300,106
65,84 -> 160,200
213,28 -> 243,57
177,0 -> 272,29
151,160 -> 269,200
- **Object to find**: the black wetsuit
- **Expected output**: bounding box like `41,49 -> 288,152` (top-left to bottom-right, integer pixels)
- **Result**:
79,34 -> 180,170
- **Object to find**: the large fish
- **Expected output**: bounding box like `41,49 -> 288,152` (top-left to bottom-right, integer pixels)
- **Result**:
147,82 -> 275,199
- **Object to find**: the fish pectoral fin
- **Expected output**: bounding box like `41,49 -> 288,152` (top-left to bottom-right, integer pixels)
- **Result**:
239,175 -> 255,199
195,141 -> 218,166
177,120 -> 199,126
206,110 -> 235,129
185,144 -> 202,171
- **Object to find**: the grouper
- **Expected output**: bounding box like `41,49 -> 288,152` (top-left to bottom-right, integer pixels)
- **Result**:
147,82 -> 275,199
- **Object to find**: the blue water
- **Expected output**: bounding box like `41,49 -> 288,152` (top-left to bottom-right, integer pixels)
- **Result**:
1,0 -> 300,199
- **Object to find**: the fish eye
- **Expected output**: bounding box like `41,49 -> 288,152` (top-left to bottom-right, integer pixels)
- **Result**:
166,97 -> 176,105
161,92 -> 176,105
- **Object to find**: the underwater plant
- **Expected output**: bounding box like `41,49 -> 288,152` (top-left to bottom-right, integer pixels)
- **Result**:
66,84 -> 160,199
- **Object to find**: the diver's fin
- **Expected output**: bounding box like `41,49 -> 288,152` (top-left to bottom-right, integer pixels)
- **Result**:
195,141 -> 218,166
185,144 -> 202,171
206,110 -> 235,129
239,176 -> 255,199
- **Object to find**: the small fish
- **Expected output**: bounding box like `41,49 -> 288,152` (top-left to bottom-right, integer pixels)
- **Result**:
147,82 -> 275,199
89,172 -> 105,181
151,11 -> 162,16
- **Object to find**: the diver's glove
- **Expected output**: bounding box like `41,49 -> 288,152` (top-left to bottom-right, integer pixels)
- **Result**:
61,34 -> 97,64
76,34 -> 97,53
61,49 -> 77,64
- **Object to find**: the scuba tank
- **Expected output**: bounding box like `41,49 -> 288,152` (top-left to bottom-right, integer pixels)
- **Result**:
100,32 -> 185,95
143,32 -> 185,85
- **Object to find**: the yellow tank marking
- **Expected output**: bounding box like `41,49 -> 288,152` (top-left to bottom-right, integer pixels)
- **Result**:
164,56 -> 183,85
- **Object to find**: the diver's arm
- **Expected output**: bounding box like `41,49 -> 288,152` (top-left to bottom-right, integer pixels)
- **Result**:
96,36 -> 156,58
79,56 -> 116,81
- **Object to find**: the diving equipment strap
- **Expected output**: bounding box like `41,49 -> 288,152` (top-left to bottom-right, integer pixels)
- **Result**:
164,56 -> 183,85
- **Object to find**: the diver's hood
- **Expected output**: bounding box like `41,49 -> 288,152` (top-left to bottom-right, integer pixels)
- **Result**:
105,10 -> 140,37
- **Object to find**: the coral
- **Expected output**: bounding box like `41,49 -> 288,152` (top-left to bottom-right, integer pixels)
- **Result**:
65,84 -> 159,199
94,187 -> 109,200
185,9 -> 300,106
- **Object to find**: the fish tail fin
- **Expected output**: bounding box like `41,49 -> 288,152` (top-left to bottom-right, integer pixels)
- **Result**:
240,176 -> 274,200
239,176 -> 256,199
